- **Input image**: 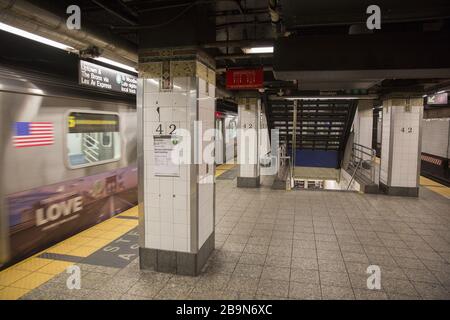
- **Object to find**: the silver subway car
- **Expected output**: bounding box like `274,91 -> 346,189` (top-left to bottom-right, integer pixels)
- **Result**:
0,66 -> 138,268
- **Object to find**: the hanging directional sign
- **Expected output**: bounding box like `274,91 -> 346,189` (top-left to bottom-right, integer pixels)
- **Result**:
427,92 -> 448,105
79,60 -> 137,95
226,68 -> 264,89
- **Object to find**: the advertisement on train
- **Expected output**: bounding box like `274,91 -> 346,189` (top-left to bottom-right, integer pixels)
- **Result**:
6,165 -> 138,262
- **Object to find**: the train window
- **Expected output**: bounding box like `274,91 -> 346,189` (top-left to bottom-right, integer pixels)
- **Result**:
67,112 -> 121,168
101,132 -> 112,147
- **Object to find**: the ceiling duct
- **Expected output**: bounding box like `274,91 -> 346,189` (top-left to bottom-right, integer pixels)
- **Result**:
274,32 -> 450,90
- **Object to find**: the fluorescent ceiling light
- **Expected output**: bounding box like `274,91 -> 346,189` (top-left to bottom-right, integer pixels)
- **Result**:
242,46 -> 274,54
94,57 -> 137,73
437,90 -> 446,94
0,22 -> 139,75
285,97 -> 359,100
0,22 -> 74,51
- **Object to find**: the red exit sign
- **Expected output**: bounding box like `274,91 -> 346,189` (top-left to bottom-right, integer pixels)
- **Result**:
226,68 -> 264,89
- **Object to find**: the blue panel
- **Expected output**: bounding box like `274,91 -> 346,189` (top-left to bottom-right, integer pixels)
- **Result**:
15,122 -> 30,136
69,154 -> 88,166
288,149 -> 339,168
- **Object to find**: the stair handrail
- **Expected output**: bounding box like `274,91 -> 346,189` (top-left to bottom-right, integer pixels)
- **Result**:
349,143 -> 378,183
275,142 -> 293,190
347,157 -> 363,190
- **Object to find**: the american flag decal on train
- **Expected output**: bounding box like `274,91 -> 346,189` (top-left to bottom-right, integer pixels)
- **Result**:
13,122 -> 54,148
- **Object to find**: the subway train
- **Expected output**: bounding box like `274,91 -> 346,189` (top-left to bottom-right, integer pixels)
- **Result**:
0,66 -> 138,268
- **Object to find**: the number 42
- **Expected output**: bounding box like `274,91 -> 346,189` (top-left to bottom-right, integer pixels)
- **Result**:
156,124 -> 177,135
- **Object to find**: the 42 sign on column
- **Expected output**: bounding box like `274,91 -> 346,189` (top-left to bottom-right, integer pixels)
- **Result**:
156,123 -> 177,135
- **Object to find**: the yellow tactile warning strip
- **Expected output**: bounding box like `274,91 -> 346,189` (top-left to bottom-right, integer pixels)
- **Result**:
0,206 -> 139,300
215,163 -> 237,178
376,157 -> 450,199
420,176 -> 450,199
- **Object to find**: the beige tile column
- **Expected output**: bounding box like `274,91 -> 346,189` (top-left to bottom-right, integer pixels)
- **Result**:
379,97 -> 423,197
137,48 -> 216,275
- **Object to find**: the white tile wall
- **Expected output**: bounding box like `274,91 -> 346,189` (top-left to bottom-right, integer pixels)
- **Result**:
380,100 -> 423,188
422,118 -> 450,158
357,108 -> 373,159
380,105 -> 391,185
142,75 -> 195,253
237,100 -> 260,177
197,76 -> 215,249
390,105 -> 421,188
260,109 -> 273,176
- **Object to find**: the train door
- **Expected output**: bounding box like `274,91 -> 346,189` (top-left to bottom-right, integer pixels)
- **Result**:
99,132 -> 115,160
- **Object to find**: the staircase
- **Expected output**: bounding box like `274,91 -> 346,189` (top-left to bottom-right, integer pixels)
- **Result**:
267,99 -> 358,169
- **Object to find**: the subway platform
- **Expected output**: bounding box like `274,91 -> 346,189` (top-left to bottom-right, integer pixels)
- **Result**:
1,167 -> 450,300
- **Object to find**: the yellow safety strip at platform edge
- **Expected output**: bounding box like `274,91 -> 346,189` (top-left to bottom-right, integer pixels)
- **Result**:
1,164 -> 236,299
376,157 -> 450,199
420,176 -> 450,199
215,163 -> 237,178
0,206 -> 138,300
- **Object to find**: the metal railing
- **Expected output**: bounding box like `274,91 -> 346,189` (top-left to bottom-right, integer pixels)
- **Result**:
348,143 -> 378,185
272,143 -> 293,190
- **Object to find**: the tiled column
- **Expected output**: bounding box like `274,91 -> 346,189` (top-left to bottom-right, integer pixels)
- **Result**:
237,97 -> 261,188
137,49 -> 215,275
354,100 -> 374,160
379,98 -> 423,197
259,106 -> 273,176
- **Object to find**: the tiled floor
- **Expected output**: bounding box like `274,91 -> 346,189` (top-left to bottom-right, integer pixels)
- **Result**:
7,175 -> 450,300
0,207 -> 138,300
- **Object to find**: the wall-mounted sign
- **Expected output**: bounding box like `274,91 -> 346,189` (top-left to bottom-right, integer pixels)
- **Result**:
79,60 -> 137,95
427,92 -> 448,105
153,135 -> 181,177
226,68 -> 264,89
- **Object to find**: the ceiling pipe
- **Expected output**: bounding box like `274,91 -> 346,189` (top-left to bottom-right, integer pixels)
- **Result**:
215,7 -> 267,17
0,0 -> 138,66
116,0 -> 138,18
216,66 -> 274,73
216,19 -> 271,29
91,0 -> 138,26
234,0 -> 244,15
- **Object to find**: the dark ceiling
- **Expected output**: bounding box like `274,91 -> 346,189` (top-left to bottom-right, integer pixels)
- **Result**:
25,0 -> 450,95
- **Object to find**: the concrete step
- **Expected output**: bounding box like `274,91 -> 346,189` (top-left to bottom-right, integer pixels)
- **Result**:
346,164 -> 379,194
